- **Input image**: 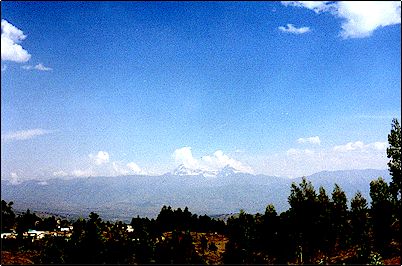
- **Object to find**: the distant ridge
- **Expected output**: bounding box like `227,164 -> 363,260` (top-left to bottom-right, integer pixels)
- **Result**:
1,168 -> 390,221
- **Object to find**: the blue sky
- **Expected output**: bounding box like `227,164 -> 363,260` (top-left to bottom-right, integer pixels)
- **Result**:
1,1 -> 401,181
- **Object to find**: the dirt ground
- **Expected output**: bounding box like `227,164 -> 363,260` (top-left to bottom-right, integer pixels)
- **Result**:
1,251 -> 35,265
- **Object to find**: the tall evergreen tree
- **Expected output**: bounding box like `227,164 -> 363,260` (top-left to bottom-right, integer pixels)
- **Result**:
330,184 -> 349,250
316,186 -> 331,256
387,118 -> 401,204
386,118 -> 401,255
370,177 -> 393,256
350,191 -> 370,262
288,178 -> 320,263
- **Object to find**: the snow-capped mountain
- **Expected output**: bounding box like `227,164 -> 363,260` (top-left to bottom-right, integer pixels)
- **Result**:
172,164 -> 206,176
218,165 -> 243,177
171,164 -> 244,177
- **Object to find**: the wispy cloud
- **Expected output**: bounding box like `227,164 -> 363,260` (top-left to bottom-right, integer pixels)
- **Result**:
71,169 -> 95,178
278,24 -> 311,34
282,1 -> 401,38
1,65 -> 7,72
297,136 -> 321,145
281,1 -> 335,13
1,19 -> 31,62
287,148 -> 315,156
2,129 -> 54,142
22,63 -> 52,71
53,170 -> 69,177
253,139 -> 388,177
333,141 -> 388,152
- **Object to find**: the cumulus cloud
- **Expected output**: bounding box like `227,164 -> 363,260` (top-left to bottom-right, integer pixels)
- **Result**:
53,151 -> 145,178
333,141 -> 388,152
281,1 -> 401,38
126,162 -> 142,174
1,19 -> 31,62
297,136 -> 321,145
90,151 -> 110,165
22,63 -> 52,71
173,147 -> 253,173
173,147 -> 200,169
337,1 -> 401,38
278,24 -> 311,34
2,129 -> 54,142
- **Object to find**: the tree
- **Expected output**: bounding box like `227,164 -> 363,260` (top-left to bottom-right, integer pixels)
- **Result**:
386,118 -> 401,255
1,200 -> 16,232
330,184 -> 349,250
65,213 -> 106,264
288,178 -> 321,263
350,191 -> 370,263
316,187 -> 331,255
387,118 -> 401,203
261,204 -> 279,260
370,178 -> 393,256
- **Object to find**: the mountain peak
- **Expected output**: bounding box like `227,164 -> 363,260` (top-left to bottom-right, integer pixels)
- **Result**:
172,164 -> 204,176
218,165 -> 241,177
171,164 -> 244,177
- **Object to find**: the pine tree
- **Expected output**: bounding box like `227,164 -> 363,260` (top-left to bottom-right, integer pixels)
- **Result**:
350,191 -> 370,262
370,178 -> 393,256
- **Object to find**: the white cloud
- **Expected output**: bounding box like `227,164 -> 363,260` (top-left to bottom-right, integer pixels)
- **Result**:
334,141 -> 365,152
22,63 -> 52,71
10,172 -> 22,185
282,1 -> 335,13
71,169 -> 95,177
90,151 -> 110,165
53,151 -> 145,178
1,19 -> 31,62
372,141 -> 388,151
173,147 -> 200,169
111,161 -> 145,176
126,162 -> 142,174
297,136 -> 321,145
253,139 -> 388,177
333,141 -> 387,152
111,161 -> 130,176
53,170 -> 69,177
337,1 -> 401,39
2,129 -> 54,142
34,63 -> 52,71
281,1 -> 401,38
173,147 -> 253,173
278,24 -> 311,34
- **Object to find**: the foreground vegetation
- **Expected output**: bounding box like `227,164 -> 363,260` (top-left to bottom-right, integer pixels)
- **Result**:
1,119 -> 400,264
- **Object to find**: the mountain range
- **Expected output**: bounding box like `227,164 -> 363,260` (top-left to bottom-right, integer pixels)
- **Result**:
1,167 -> 391,222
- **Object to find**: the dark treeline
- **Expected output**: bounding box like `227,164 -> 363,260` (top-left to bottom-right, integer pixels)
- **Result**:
223,177 -> 399,264
1,119 -> 401,264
